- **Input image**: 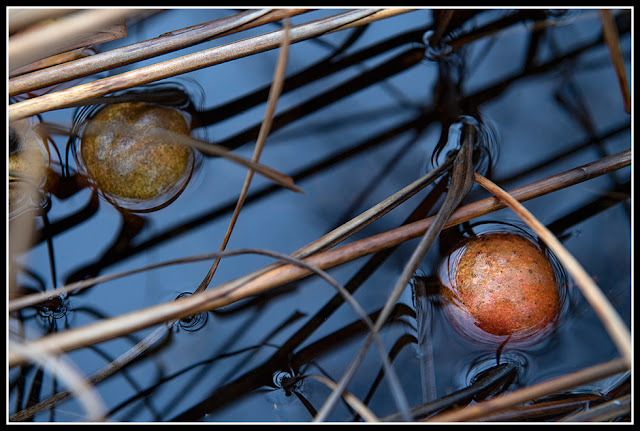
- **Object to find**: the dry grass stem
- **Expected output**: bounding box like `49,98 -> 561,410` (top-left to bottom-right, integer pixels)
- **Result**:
427,357 -> 630,422
8,8 -> 81,33
8,9 -> 383,121
235,150 -> 630,315
8,8 -> 145,72
308,375 -> 380,422
8,9 -> 310,97
198,18 -> 292,291
8,341 -> 107,422
9,47 -> 96,78
9,156 -> 449,310
7,149 -> 630,368
473,172 -> 631,364
598,9 -> 631,114
8,252 -> 228,312
167,130 -> 302,194
9,241 -> 388,421
315,126 -> 475,422
10,239 -> 402,420
559,393 -> 631,422
79,120 -> 302,193
326,8 -> 415,33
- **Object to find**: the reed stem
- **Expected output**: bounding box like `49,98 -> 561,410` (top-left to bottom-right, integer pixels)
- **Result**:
427,357 -> 630,422
9,9 -> 309,97
9,8 -> 146,72
8,149 -> 630,368
8,9 -> 383,121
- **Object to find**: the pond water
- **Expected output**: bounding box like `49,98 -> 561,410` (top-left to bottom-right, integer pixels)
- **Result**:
8,8 -> 631,422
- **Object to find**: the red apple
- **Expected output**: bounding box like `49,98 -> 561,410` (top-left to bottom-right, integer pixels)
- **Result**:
439,232 -> 561,345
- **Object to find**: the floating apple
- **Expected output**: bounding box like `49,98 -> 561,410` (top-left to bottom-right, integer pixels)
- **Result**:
9,118 -> 52,219
79,102 -> 195,212
438,231 -> 562,346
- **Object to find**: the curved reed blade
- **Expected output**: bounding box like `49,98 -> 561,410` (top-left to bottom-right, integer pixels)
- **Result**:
473,172 -> 631,364
9,341 -> 107,422
598,9 -> 631,114
7,150 -> 630,368
197,17 -> 293,292
314,121 -> 476,422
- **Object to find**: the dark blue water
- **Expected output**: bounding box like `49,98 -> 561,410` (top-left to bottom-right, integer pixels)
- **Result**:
9,9 -> 631,422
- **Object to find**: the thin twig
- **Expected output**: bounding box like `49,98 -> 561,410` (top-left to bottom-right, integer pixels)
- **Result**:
9,156 -> 448,313
598,9 -> 631,114
196,17 -> 292,292
7,149 -> 630,368
78,120 -> 302,193
8,9 -> 311,96
8,8 -> 146,72
314,121 -> 475,422
473,172 -> 631,365
9,47 -> 96,78
426,358 -> 630,422
308,375 -> 380,422
11,247 -> 405,422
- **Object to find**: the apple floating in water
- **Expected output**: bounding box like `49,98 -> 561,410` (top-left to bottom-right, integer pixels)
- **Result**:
9,118 -> 54,219
438,231 -> 562,346
78,102 -> 196,212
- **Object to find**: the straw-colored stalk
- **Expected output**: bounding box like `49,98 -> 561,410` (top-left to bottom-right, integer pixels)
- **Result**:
7,149 -> 630,368
9,9 -> 310,96
9,47 -> 96,78
8,9 -> 388,122
9,341 -> 107,422
427,357 -> 629,422
197,18 -> 292,291
599,9 -> 631,114
8,8 -> 80,33
8,8 -> 146,72
473,172 -> 631,364
9,156 -> 452,312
